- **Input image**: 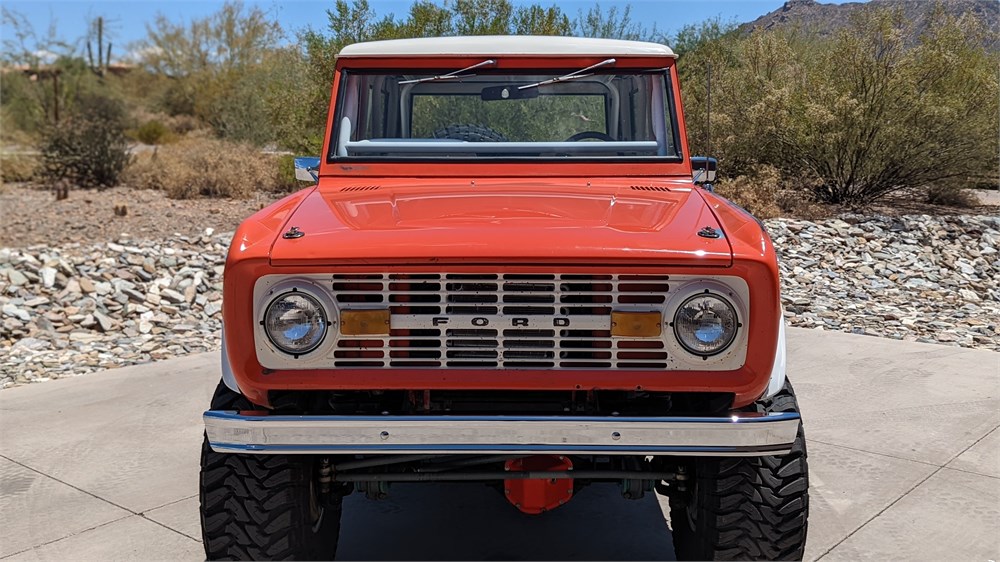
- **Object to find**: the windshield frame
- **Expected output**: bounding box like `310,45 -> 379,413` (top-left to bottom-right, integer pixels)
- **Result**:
325,65 -> 685,166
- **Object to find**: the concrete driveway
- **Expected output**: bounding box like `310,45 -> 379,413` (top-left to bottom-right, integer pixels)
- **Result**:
1,328 -> 998,561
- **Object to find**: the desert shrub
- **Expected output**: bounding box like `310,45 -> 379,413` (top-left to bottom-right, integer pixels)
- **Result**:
713,164 -> 782,219
39,92 -> 131,188
163,114 -> 201,135
775,9 -> 999,205
0,153 -> 38,183
275,154 -> 303,191
208,68 -> 274,145
925,185 -> 979,208
123,138 -> 283,199
0,72 -> 46,136
133,120 -> 171,145
679,6 -> 999,207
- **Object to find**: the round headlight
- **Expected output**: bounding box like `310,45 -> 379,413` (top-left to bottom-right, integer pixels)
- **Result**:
673,293 -> 739,357
263,291 -> 328,355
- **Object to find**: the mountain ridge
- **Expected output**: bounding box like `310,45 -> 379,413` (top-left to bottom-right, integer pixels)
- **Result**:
741,0 -> 999,43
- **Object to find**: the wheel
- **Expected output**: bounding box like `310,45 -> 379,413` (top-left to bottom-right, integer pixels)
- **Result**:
200,381 -> 342,560
565,130 -> 615,142
433,124 -> 508,142
668,380 -> 809,561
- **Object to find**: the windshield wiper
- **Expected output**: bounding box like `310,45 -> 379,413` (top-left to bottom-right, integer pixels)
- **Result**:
399,59 -> 497,85
517,58 -> 617,90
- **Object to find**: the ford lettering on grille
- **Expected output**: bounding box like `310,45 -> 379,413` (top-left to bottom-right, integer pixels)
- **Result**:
393,315 -> 606,330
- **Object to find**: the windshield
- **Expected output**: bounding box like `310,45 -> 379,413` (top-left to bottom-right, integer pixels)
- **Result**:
329,69 -> 681,161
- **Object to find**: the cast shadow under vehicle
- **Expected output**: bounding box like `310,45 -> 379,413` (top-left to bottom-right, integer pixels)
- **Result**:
336,482 -> 677,560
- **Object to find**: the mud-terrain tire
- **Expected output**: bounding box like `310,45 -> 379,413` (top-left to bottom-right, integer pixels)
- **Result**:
200,381 -> 342,560
433,124 -> 508,142
669,380 -> 809,561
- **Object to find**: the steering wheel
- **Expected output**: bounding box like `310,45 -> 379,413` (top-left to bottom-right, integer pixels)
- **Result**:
565,131 -> 615,142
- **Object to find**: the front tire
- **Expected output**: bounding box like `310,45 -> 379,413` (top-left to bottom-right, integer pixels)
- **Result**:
200,382 -> 342,560
669,380 -> 809,560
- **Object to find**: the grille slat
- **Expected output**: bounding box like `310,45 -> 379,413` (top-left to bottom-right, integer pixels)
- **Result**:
332,273 -> 671,369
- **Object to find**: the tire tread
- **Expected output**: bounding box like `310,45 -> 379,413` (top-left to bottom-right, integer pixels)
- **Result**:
670,380 -> 809,561
200,382 -> 340,560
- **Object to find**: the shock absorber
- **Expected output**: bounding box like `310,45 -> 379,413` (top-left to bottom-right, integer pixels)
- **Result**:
318,457 -> 332,498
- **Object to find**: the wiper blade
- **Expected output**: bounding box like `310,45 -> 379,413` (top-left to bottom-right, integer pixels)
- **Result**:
399,59 -> 496,85
518,58 -> 616,90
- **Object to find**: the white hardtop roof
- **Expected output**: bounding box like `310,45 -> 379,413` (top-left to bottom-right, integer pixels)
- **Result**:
338,36 -> 676,58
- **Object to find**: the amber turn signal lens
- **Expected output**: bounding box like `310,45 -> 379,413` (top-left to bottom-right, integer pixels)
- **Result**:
341,309 -> 391,336
611,311 -> 662,338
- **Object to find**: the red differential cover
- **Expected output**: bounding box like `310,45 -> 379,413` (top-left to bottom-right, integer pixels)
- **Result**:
504,455 -> 574,514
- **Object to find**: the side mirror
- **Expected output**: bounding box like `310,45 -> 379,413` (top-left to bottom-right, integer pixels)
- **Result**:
294,157 -> 321,182
690,156 -> 717,185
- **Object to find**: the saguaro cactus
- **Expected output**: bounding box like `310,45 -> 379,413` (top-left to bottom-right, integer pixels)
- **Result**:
86,17 -> 112,77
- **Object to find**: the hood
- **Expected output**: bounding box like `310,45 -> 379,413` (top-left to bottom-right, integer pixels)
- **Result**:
269,179 -> 732,266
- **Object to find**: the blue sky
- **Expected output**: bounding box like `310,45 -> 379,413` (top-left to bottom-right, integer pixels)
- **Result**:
2,0 -> 863,61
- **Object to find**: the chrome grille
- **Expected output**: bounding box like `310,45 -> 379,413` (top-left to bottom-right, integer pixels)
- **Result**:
331,273 -> 671,369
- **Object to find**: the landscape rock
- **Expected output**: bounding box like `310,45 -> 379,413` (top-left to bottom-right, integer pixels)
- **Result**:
8,270 -> 28,286
767,214 -> 999,353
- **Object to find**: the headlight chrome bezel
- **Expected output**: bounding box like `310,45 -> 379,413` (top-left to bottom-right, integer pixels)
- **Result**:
663,280 -> 749,366
672,291 -> 741,357
262,290 -> 329,356
254,279 -> 339,365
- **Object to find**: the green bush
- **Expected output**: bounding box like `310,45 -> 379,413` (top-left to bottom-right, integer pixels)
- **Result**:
679,6 -> 1000,207
39,93 -> 131,189
276,154 -> 301,191
133,120 -> 171,145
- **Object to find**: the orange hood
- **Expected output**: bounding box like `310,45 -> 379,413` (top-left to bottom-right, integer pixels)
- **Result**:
268,179 -> 732,266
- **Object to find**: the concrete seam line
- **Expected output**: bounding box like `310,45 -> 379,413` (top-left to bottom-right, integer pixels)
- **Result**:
0,454 -> 137,512
142,493 -> 198,513
0,514 -> 133,559
937,465 -> 1000,482
807,439 -> 945,470
137,516 -> 202,543
813,423 -> 1000,561
0,454 -> 200,545
138,493 -> 203,543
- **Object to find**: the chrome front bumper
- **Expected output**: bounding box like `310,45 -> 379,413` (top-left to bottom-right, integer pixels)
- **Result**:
204,411 -> 800,457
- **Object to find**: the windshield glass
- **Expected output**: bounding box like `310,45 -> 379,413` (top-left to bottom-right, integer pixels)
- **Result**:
329,69 -> 680,161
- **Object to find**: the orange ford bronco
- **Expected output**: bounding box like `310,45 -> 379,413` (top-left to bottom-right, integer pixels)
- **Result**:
200,36 -> 808,561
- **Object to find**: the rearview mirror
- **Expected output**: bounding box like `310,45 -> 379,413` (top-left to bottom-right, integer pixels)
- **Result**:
481,85 -> 539,101
691,156 -> 717,184
294,157 -> 320,182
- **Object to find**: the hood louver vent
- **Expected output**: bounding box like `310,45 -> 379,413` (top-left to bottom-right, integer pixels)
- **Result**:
630,185 -> 672,192
341,185 -> 381,192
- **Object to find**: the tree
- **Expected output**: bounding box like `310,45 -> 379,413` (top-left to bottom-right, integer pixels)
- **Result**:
574,4 -> 662,42
677,4 -> 999,205
778,6 -> 1000,203
40,91 -> 131,188
131,1 -> 285,140
513,5 -> 571,36
135,0 -> 281,77
1,7 -> 72,68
